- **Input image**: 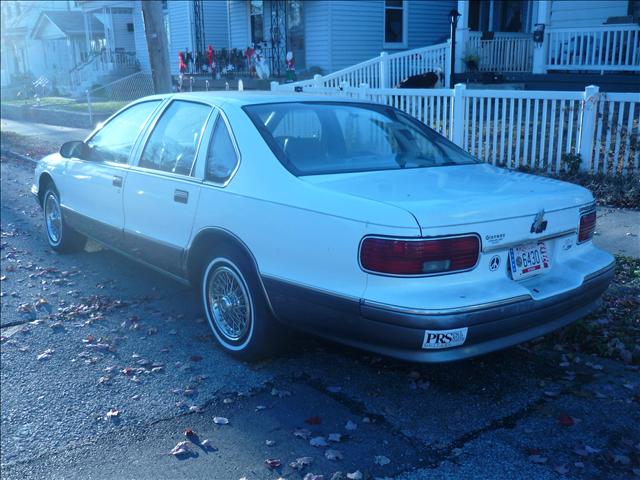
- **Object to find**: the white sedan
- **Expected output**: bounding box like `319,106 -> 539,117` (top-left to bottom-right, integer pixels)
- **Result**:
32,92 -> 614,362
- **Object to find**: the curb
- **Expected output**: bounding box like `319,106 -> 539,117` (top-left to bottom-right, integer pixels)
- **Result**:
0,148 -> 38,164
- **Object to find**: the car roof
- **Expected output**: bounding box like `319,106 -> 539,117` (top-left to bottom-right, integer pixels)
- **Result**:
165,91 -> 360,108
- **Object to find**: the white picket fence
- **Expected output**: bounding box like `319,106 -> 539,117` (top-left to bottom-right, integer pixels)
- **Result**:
270,82 -> 640,176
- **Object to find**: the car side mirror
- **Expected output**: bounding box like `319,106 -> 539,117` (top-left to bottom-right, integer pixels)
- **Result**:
60,140 -> 91,160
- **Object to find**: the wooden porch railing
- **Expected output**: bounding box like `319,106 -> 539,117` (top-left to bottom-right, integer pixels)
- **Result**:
545,25 -> 640,71
467,32 -> 533,73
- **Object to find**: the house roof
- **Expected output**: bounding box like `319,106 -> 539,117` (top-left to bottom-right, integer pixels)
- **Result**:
31,11 -> 103,39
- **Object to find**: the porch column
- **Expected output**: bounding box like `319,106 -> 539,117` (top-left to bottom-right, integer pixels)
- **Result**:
454,0 -> 470,75
84,12 -> 91,53
532,0 -> 550,74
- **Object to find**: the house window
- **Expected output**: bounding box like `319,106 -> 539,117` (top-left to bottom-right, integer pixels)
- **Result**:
384,0 -> 406,46
250,0 -> 264,44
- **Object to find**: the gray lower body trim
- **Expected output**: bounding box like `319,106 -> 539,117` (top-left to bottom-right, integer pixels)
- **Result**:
60,205 -> 189,284
262,264 -> 614,363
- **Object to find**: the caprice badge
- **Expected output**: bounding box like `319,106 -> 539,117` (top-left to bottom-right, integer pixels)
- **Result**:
530,209 -> 548,234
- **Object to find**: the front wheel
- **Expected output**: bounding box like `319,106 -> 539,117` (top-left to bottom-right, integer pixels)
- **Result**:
201,251 -> 279,360
43,188 -> 86,253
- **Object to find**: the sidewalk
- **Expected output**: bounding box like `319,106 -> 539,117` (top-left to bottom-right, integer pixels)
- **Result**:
594,207 -> 640,258
1,118 -> 91,144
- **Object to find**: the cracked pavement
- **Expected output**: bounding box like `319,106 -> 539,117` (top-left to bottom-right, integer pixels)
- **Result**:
1,150 -> 639,479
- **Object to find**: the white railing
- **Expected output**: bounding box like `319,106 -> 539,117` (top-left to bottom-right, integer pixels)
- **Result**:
467,32 -> 533,72
386,42 -> 450,87
546,25 -> 640,71
279,42 -> 450,91
70,50 -> 139,90
270,83 -> 640,176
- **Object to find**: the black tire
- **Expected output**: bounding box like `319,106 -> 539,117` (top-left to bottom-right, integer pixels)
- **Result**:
201,247 -> 279,361
43,187 -> 86,253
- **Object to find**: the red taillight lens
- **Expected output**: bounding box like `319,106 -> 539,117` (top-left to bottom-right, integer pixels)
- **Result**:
360,235 -> 480,275
578,211 -> 596,243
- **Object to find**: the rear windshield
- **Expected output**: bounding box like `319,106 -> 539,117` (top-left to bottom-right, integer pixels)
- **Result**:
243,101 -> 479,176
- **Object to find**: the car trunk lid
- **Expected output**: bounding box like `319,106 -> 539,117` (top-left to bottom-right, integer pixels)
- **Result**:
301,164 -> 592,232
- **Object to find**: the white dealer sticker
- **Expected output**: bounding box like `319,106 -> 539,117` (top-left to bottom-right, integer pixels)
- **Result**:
422,328 -> 468,349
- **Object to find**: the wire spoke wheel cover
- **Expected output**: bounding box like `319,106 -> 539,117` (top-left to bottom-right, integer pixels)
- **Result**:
206,264 -> 252,343
44,192 -> 62,245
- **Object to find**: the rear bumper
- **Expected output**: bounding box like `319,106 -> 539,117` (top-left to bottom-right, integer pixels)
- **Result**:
263,262 -> 614,362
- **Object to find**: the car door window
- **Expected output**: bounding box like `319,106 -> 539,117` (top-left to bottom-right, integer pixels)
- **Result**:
205,117 -> 239,183
139,101 -> 212,175
86,100 -> 160,164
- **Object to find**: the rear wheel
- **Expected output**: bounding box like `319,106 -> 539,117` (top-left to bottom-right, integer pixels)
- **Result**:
43,188 -> 86,253
201,249 -> 279,360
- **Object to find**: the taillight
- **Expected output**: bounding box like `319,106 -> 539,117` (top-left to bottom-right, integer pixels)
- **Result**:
578,210 -> 596,243
360,235 -> 480,275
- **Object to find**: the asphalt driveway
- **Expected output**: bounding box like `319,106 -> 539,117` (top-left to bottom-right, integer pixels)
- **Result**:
1,146 -> 638,479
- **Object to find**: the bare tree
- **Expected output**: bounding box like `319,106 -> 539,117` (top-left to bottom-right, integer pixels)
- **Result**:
141,0 -> 171,93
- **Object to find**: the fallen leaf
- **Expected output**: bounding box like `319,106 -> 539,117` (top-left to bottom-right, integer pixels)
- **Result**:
345,420 -> 357,431
201,439 -> 213,450
374,455 -> 390,465
37,348 -> 54,361
271,388 -> 291,398
327,386 -> 342,393
325,449 -> 343,461
310,436 -> 328,447
294,428 -> 312,440
265,439 -> 276,446
106,408 -> 120,419
529,455 -> 548,464
557,414 -> 576,426
554,465 -> 569,475
328,433 -> 342,442
170,441 -> 191,456
184,428 -> 195,437
612,454 -> 630,465
290,456 -> 313,469
303,474 -> 324,480
305,415 -> 321,425
213,416 -> 229,425
346,471 -> 363,480
265,458 -> 282,469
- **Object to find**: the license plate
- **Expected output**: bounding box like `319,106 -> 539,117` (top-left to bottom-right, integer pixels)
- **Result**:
509,241 -> 550,280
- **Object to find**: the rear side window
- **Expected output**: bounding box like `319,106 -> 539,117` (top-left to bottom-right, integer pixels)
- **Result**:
139,101 -> 211,175
205,117 -> 239,183
86,100 -> 160,163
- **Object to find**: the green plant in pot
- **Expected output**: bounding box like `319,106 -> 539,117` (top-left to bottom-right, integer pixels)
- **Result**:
463,53 -> 480,72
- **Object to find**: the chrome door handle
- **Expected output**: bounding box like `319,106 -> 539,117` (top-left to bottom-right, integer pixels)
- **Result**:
112,175 -> 123,187
174,189 -> 188,204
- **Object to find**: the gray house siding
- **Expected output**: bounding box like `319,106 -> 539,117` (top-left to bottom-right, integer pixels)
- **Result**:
111,10 -> 136,52
304,1 -> 330,72
167,0 -> 193,75
203,0 -> 229,49
181,0 -> 454,75
407,0 -> 455,49
132,1 -> 150,72
228,0 -> 249,49
329,1 -> 383,72
549,0 -> 628,28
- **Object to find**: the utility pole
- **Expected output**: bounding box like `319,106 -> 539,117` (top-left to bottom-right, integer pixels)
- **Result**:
141,0 -> 172,94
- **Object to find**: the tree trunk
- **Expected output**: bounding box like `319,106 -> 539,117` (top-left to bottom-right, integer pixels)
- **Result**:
141,0 -> 171,94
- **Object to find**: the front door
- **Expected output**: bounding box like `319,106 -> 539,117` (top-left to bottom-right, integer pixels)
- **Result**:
123,100 -> 213,277
59,100 -> 162,247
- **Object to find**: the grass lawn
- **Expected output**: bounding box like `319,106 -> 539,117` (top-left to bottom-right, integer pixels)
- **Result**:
4,97 -> 128,113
